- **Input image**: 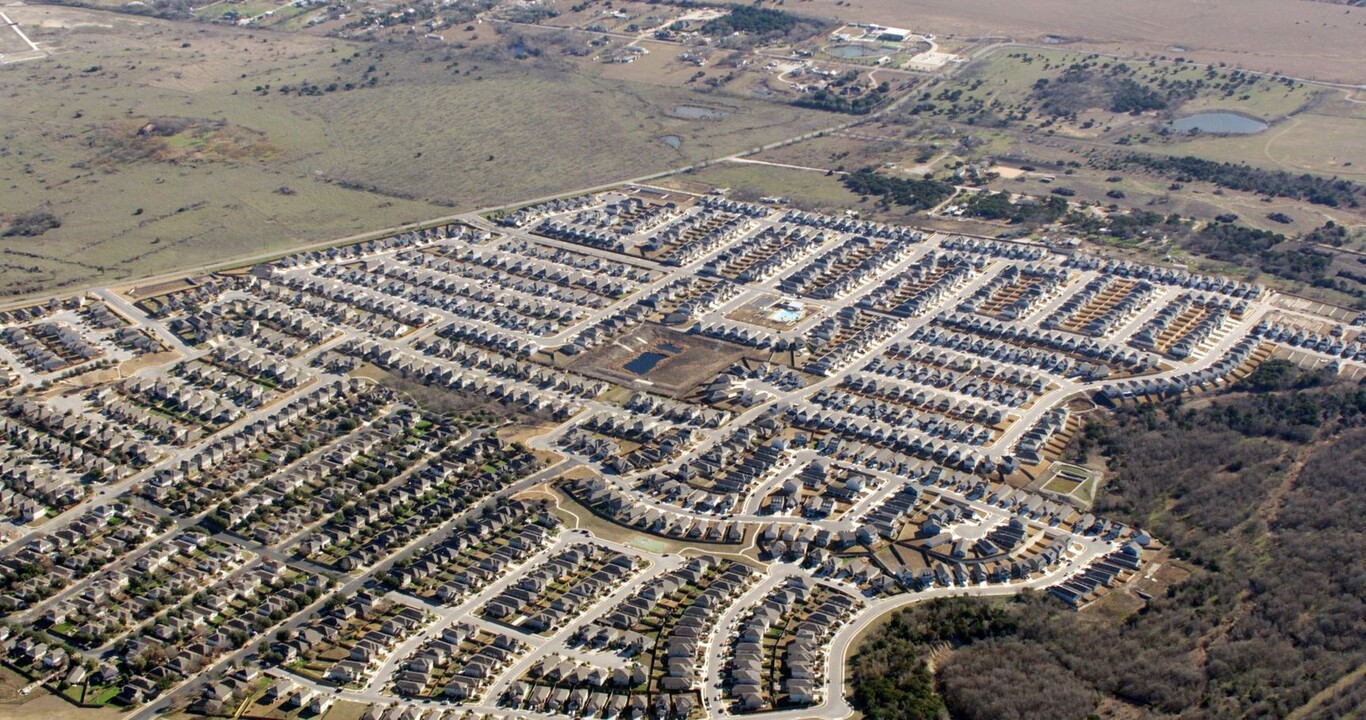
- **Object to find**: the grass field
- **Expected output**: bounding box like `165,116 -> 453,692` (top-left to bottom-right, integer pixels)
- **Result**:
667,161 -> 866,209
0,4 -> 832,300
1164,93 -> 1366,181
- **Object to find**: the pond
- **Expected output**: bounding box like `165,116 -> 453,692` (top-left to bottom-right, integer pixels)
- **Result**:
1169,112 -> 1269,135
658,134 -> 682,149
825,43 -> 888,59
624,351 -> 669,375
669,104 -> 729,120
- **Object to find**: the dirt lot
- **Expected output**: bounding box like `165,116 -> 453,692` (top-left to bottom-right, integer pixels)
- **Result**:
789,0 -> 1366,84
0,667 -> 122,720
0,4 -> 832,300
571,324 -> 750,397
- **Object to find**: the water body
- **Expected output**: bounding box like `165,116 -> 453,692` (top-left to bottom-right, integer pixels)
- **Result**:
624,351 -> 669,375
1170,112 -> 1269,135
769,308 -> 803,323
658,134 -> 682,150
825,43 -> 888,59
659,343 -> 684,354
669,105 -> 728,120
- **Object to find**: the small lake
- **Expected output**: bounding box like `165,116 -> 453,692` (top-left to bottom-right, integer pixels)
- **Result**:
1169,112 -> 1269,135
658,134 -> 682,149
825,43 -> 888,59
624,351 -> 669,375
670,105 -> 729,120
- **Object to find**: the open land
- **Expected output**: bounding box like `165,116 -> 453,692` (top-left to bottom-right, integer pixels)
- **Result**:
0,2 -> 831,299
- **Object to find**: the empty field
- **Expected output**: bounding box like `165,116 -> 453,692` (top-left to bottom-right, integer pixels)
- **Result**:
0,3 -> 831,300
664,162 -> 866,211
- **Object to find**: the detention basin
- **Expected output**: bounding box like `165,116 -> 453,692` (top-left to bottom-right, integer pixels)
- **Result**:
1169,112 -> 1269,134
825,43 -> 889,59
624,351 -> 669,375
669,105 -> 729,120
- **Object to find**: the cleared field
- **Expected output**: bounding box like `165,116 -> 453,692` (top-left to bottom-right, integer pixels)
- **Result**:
0,4 -> 831,299
790,0 -> 1366,84
0,23 -> 35,56
667,161 -> 867,211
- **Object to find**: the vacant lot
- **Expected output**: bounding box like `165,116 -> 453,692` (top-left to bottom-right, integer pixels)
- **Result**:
572,324 -> 749,397
0,4 -> 831,299
667,161 -> 865,209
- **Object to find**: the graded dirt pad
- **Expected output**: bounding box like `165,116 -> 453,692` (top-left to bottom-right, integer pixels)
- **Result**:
0,5 -> 831,301
572,324 -> 749,397
790,0 -> 1366,84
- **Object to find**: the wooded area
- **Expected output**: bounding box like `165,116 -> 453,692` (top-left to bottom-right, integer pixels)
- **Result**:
850,370 -> 1366,719
842,168 -> 957,211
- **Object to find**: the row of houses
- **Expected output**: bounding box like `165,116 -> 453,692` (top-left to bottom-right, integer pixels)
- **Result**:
297,437 -> 536,572
871,345 -> 1050,407
46,532 -> 248,649
268,223 -> 473,272
0,321 -> 105,374
481,543 -> 636,633
810,384 -> 997,447
781,234 -> 920,302
778,207 -> 924,242
725,578 -> 859,712
141,379 -> 386,502
1062,252 -> 1262,301
958,264 -> 1071,322
701,225 -> 826,285
390,624 -> 524,701
859,252 -> 979,318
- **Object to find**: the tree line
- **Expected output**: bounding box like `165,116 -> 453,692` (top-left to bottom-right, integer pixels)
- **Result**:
1114,153 -> 1364,208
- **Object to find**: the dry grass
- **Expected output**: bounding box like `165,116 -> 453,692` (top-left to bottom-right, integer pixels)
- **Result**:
0,4 -> 831,299
667,162 -> 866,211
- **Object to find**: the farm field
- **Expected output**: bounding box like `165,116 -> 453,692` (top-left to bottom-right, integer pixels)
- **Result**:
789,0 -> 1366,84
